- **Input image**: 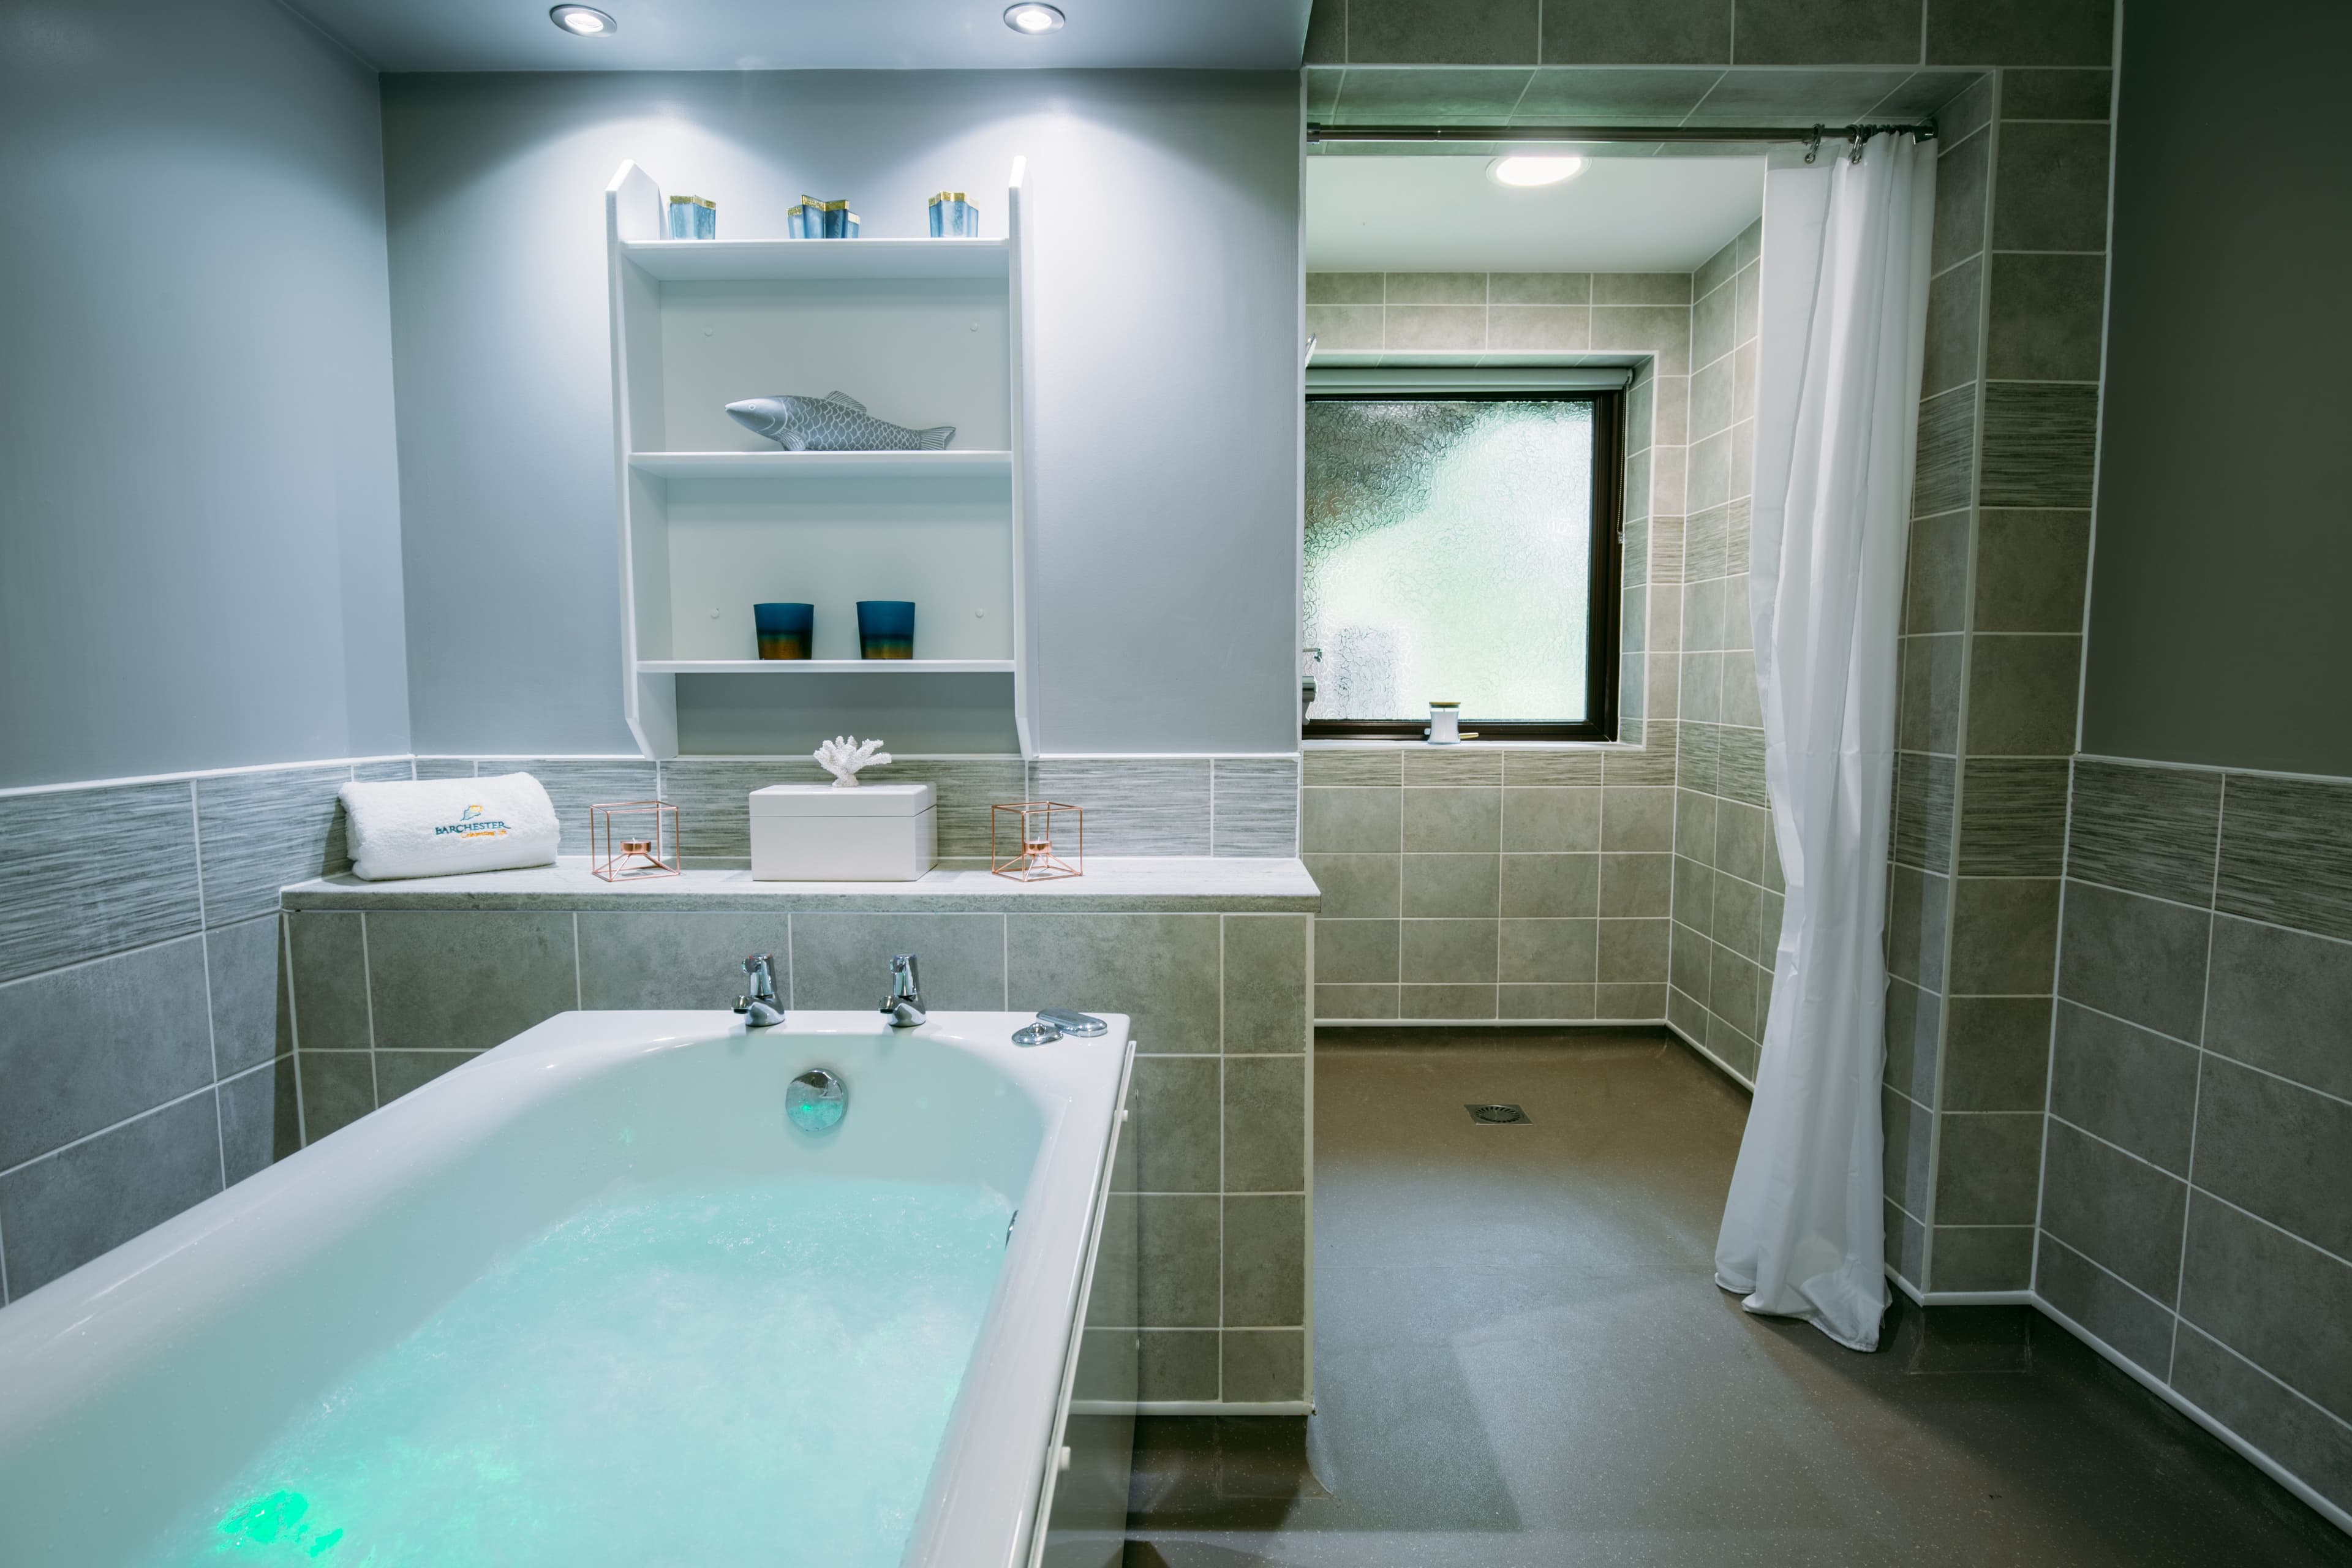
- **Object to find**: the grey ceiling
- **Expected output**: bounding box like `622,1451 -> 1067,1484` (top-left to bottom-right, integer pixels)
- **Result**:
287,0 -> 1314,72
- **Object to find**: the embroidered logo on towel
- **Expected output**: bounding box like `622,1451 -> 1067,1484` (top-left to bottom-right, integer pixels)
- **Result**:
434,803 -> 510,840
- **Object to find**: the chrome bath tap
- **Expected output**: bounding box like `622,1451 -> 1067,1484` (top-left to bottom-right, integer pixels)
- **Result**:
735,953 -> 785,1027
880,952 -> 927,1028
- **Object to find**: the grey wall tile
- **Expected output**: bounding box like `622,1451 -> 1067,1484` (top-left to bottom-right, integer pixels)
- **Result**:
413,757 -> 477,780
1316,982 -> 1397,1020
1885,974 -> 1942,1105
1594,273 -> 1693,306
1345,0 -> 1539,65
1223,1330 -> 1306,1403
1306,303 -> 1382,352
1384,305 -> 1486,351
2000,67 -> 2114,119
1605,737 -> 1680,789
1304,853 -> 1400,918
206,914 -> 287,1076
1503,982 -> 1600,1019
1886,864 -> 1949,990
1011,913 -> 1221,1052
1306,272 -> 1384,305
1712,870 -> 1764,963
1487,272 -> 1593,305
575,911 -> 791,1009
1540,1 -> 1730,64
377,1050 -> 476,1106
1305,750 -> 1401,787
1136,1194 -> 1219,1327
195,764 -> 355,925
1728,0 -> 1923,64
1402,918 -> 1498,984
1695,66 -> 1920,121
1224,1194 -> 1306,1326
1501,853 -> 1599,918
1213,759 -> 1298,857
1931,1225 -> 2034,1291
2179,1194 -> 2352,1425
1225,914 -> 1310,1053
1599,980 -> 1665,1020
2058,880 -> 2210,1042
1973,510 -> 2090,633
1928,0 -> 2114,67
1931,127 -> 1989,274
1487,306 -> 1591,352
1869,66 -> 1984,119
1991,121 -> 2113,251
2049,1000 -> 2198,1173
1127,1057 -> 1220,1194
0,936 -> 214,1170
218,1056 -> 300,1186
1598,918 -> 1670,984
1136,1331 -> 1218,1401
1942,995 -> 2053,1112
1599,853 -> 1672,918
1224,1055 -> 1306,1194
1403,749 -> 1502,786
1302,0 -> 1341,63
1695,235 -> 1740,301
2067,760 -> 2221,905
1671,918 -> 1713,1001
1594,305 -> 1693,374
0,782 -> 200,984
1601,787 -> 1675,851
658,758 -> 802,863
1979,385 -> 2099,508
1894,751 -> 1956,870
1936,1113 -> 2045,1224
1403,788 -> 1501,852
2171,1325 -> 2352,1518
1316,919 -> 1398,986
2036,1232 -> 2176,1373
1948,876 -> 2059,995
1956,758 -> 2068,875
1884,1084 -> 1933,1216
2206,916 -> 2352,1101
2193,1057 -> 2352,1260
1400,983 -> 1496,1019
1921,254 -> 1983,397
297,1050 -> 374,1141
2216,775 -> 2352,944
287,910 -> 370,1051
1939,72 -> 1995,143
1500,918 -> 1598,984
1031,759 -> 1212,857
790,911 -> 1003,1011
1403,854 -> 1501,917
1962,635 -> 2082,756
1327,66 -> 1534,123
1303,787 -> 1401,853
1985,252 -> 2106,382
364,911 -> 578,1052
2040,1117 -> 2187,1301
0,1093 -> 222,1295
1898,634 -> 1964,754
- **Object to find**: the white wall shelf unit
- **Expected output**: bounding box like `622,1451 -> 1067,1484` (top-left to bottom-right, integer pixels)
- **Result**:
605,159 -> 1035,759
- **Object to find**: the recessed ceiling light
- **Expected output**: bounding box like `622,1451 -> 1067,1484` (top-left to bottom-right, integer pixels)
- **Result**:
1003,3 -> 1066,35
550,5 -> 616,36
1487,155 -> 1587,188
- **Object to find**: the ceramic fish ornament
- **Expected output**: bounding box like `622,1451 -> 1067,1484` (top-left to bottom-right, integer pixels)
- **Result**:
725,391 -> 954,452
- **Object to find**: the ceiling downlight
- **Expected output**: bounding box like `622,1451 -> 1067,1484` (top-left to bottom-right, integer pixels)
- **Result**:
549,5 -> 616,36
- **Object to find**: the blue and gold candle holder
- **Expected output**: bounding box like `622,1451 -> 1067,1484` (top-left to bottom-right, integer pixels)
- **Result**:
856,600 -> 915,660
754,602 -> 814,660
928,192 -> 979,238
666,195 -> 716,239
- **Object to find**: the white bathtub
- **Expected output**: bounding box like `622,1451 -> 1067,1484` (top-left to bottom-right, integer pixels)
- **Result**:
0,1009 -> 1136,1567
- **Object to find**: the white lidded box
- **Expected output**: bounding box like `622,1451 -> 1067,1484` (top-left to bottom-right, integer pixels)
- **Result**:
749,783 -> 937,881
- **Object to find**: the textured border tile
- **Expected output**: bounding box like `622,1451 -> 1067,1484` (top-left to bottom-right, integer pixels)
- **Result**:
1956,758 -> 2070,876
1980,384 -> 2100,508
1212,759 -> 1298,858
195,764 -> 356,925
0,782 -> 200,984
2068,760 -> 2221,905
2215,774 -> 2352,943
1893,752 -> 1956,871
1028,759 -> 1212,856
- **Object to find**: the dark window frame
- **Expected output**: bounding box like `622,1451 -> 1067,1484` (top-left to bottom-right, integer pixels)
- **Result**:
1303,388 -> 1624,742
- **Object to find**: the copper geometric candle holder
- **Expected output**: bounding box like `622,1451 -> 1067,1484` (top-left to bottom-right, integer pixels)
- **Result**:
589,800 -> 681,881
991,800 -> 1082,881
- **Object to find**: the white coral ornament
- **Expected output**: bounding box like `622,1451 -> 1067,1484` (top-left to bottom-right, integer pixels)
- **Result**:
815,735 -> 892,787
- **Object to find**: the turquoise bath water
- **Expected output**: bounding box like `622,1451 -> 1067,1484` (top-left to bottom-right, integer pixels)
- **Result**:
141,1177 -> 1013,1567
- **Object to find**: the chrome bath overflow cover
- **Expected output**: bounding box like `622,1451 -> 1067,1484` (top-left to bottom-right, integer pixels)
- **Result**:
1466,1103 -> 1530,1125
1012,1020 -> 1063,1047
787,1068 -> 847,1133
1035,1008 -> 1108,1037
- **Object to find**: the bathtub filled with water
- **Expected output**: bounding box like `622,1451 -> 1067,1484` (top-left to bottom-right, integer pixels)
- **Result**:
0,1011 -> 1136,1568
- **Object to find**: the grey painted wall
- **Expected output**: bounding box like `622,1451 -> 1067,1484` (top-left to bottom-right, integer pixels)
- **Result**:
2080,1 -> 2352,774
379,70 -> 1302,758
0,0 -> 409,787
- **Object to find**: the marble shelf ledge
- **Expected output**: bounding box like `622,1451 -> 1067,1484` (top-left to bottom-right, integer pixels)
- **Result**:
281,857 -> 1322,914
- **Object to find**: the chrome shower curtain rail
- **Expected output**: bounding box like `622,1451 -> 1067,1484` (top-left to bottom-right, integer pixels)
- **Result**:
1307,121 -> 1936,145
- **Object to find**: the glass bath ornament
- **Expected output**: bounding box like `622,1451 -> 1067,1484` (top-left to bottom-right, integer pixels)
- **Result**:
725,391 -> 954,452
929,192 -> 979,237
787,202 -> 810,238
666,194 -> 717,239
804,196 -> 852,238
753,601 -> 813,660
856,601 -> 916,660
814,735 -> 893,786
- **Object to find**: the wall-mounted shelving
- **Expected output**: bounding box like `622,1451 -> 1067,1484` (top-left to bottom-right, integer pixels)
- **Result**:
604,158 -> 1033,759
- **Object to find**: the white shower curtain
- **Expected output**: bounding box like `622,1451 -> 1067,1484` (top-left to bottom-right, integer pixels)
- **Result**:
1713,135 -> 1935,1351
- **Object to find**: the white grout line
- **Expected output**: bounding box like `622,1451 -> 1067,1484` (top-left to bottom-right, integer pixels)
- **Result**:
358,911 -> 379,1107
285,915 -> 309,1149
187,779 -> 229,1189
2168,775 -> 2229,1378
572,913 -> 584,1010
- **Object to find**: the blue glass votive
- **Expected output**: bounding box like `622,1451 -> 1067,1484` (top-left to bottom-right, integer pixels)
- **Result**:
856,601 -> 915,660
668,195 -> 716,239
929,193 -> 979,238
753,602 -> 813,660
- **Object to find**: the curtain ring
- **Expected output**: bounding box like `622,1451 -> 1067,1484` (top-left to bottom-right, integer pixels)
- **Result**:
1803,124 -> 1823,165
1848,130 -> 1868,164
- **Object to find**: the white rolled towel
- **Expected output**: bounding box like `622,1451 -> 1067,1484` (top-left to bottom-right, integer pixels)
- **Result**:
339,773 -> 560,881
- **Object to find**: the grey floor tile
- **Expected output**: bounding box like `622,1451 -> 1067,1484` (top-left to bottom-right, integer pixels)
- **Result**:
195,764 -> 356,925
2179,1194 -> 2352,1427
1224,1055 -> 1307,1194
575,911 -> 792,1010
0,782 -> 200,984
2192,1057 -> 2352,1260
2057,880 -> 2209,1042
1009,913 -> 1219,1053
788,911 -> 1003,1011
2206,915 -> 2352,1101
205,914 -> 286,1076
217,1056 -> 300,1185
2048,1001 -> 2197,1173
363,911 -> 578,1052
0,1093 -> 222,1295
1127,1056 -> 1221,1194
0,937 -> 215,1170
1224,914 -> 1309,1053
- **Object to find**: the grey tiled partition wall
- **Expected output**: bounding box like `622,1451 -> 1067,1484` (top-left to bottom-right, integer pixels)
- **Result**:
277,895 -> 1315,1409
2038,760 -> 2352,1523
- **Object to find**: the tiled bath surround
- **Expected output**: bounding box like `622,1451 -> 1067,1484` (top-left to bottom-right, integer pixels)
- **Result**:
2039,760 -> 2352,1523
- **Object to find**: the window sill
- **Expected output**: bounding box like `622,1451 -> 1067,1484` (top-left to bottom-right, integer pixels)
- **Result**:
1302,737 -> 1647,752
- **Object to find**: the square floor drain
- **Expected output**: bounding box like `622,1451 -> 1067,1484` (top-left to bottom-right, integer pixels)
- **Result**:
1465,1102 -> 1531,1125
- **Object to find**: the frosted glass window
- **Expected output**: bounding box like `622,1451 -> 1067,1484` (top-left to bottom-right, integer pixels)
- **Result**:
1304,396 -> 1608,734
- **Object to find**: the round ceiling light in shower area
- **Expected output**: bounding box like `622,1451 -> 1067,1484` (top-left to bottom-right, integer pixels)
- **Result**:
1003,3 -> 1066,35
550,4 -> 617,36
1487,155 -> 1588,188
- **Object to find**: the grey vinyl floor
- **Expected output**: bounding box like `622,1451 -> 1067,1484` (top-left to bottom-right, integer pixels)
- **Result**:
1121,1028 -> 2352,1567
